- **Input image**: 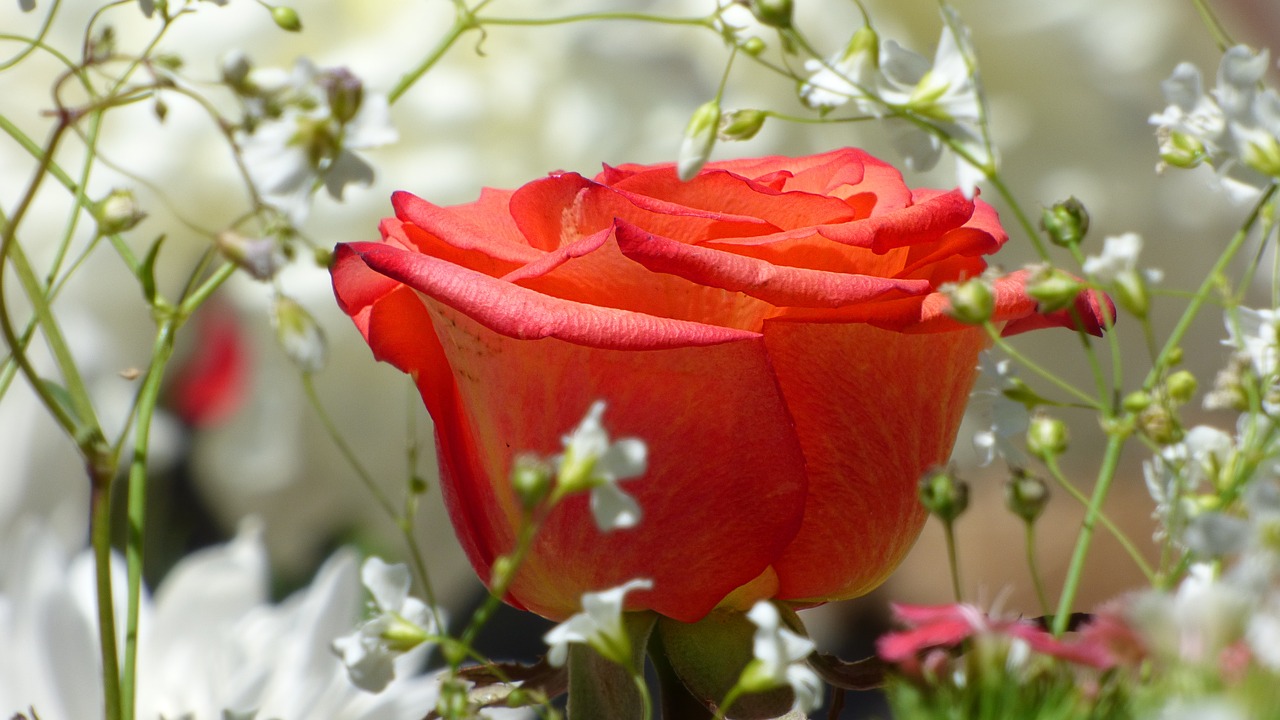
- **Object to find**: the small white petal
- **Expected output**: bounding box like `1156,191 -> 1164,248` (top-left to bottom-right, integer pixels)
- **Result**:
590,481 -> 642,531
361,557 -> 411,613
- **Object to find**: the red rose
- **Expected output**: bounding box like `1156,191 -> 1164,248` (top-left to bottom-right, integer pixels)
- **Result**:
331,148 -> 1106,623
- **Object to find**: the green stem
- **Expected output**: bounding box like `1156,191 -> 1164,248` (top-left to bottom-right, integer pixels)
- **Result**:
90,468 -> 123,720
1051,432 -> 1125,635
1189,0 -> 1237,51
984,324 -> 1101,408
387,15 -> 472,105
1023,521 -> 1051,618
942,519 -> 963,602
1043,456 -> 1154,581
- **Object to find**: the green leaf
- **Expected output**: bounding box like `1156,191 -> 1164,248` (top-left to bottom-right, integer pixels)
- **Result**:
140,234 -> 166,305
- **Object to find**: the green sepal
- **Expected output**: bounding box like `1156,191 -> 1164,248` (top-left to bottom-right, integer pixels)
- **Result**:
656,608 -> 796,720
567,611 -> 656,720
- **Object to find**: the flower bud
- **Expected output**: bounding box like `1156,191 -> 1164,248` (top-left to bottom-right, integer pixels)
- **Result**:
1039,197 -> 1089,247
1004,470 -> 1049,523
749,0 -> 792,28
272,295 -> 327,374
944,277 -> 994,325
511,453 -> 553,510
1137,403 -> 1182,445
1158,130 -> 1206,169
1122,390 -> 1152,412
216,231 -> 285,280
322,68 -> 364,124
718,109 -> 767,142
1026,414 -> 1068,461
270,5 -> 302,32
1166,370 -> 1198,405
918,467 -> 969,523
1113,269 -> 1151,319
94,188 -> 146,235
381,614 -> 430,652
678,100 -> 721,181
1243,135 -> 1280,178
741,37 -> 766,56
1025,266 -> 1083,313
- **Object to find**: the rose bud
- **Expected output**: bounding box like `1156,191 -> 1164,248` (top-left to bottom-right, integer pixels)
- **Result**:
332,148 -> 1111,623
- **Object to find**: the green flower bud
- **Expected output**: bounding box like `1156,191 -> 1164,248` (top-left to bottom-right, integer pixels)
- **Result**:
918,467 -> 969,523
1040,197 -> 1090,247
381,614 -> 430,652
1159,130 -> 1206,169
1244,136 -> 1280,178
436,679 -> 470,720
1121,390 -> 1152,412
322,68 -> 364,124
1004,470 -> 1049,523
1026,267 -> 1083,313
1026,414 -> 1068,461
1137,403 -> 1182,445
1113,269 -> 1151,319
718,109 -> 767,142
678,100 -> 721,182
749,0 -> 792,28
511,453 -> 553,510
270,5 -> 302,32
94,188 -> 146,235
489,554 -> 515,587
944,278 -> 995,325
1166,370 -> 1198,405
741,36 -> 767,56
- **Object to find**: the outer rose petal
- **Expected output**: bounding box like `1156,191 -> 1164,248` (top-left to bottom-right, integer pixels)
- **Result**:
333,243 -> 812,622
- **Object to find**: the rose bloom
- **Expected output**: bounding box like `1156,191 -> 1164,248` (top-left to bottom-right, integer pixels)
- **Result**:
331,148 -> 1105,623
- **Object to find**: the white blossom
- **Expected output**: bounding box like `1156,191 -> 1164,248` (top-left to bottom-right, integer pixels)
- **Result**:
556,401 -> 647,531
1151,46 -> 1280,202
1081,232 -> 1162,285
739,601 -> 822,714
1227,306 -> 1280,381
542,578 -> 652,668
332,557 -> 439,693
0,521 -> 442,720
970,353 -> 1029,467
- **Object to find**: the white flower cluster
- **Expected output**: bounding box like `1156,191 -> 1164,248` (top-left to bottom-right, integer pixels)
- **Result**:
800,8 -> 989,196
1150,46 -> 1280,203
227,54 -> 398,225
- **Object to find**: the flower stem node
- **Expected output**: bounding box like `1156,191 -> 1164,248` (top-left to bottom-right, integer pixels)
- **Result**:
918,467 -> 969,522
719,109 -> 767,142
94,188 -> 146,235
1039,197 -> 1090,247
1026,414 -> 1068,461
748,0 -> 793,29
1005,470 -> 1050,523
943,277 -> 995,325
1026,266 -> 1085,313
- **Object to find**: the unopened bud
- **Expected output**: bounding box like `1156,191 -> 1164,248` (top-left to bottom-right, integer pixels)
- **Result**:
678,100 -> 721,181
216,231 -> 285,280
741,36 -> 766,56
272,295 -> 326,374
322,68 -> 364,124
1122,390 -> 1152,413
1114,269 -> 1151,319
94,188 -> 146,235
1138,403 -> 1182,445
437,679 -> 470,719
944,278 -> 995,325
1040,197 -> 1090,247
511,454 -> 553,510
749,0 -> 792,28
1026,266 -> 1083,313
270,5 -> 302,32
1166,370 -> 1198,405
1026,414 -> 1068,461
1005,470 -> 1049,523
918,467 -> 969,522
490,554 -> 515,587
718,109 -> 767,142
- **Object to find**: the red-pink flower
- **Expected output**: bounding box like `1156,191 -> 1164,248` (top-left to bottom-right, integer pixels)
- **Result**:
878,603 -> 1118,672
330,148 -> 1107,622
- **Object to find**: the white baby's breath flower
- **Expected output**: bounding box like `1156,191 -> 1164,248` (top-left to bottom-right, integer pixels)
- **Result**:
800,26 -> 881,113
332,557 -> 438,694
543,578 -> 652,668
556,401 -> 647,531
739,601 -> 822,714
1082,232 -> 1160,283
1227,306 -> 1280,381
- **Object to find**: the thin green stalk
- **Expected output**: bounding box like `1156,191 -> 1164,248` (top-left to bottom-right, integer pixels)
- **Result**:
1043,455 -> 1154,581
1052,432 -> 1125,635
943,519 -> 963,602
388,16 -> 472,105
120,320 -> 176,720
478,12 -> 709,28
456,512 -> 543,661
1023,521 -> 1051,618
1189,0 -> 1236,51
89,471 -> 123,720
984,324 -> 1101,408
634,672 -> 654,720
